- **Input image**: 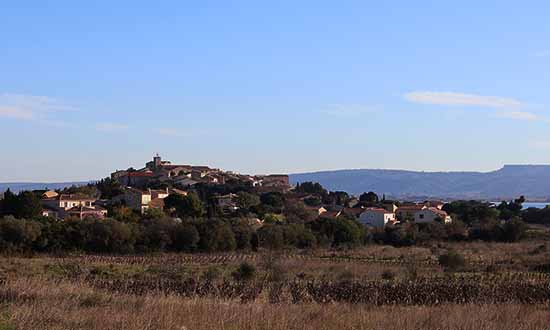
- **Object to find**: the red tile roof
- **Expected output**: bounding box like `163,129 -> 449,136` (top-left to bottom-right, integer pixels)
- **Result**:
128,172 -> 153,177
397,205 -> 426,211
364,207 -> 392,213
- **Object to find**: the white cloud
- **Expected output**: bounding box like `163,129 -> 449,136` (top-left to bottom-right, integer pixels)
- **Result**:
0,93 -> 76,123
96,122 -> 129,132
321,104 -> 379,116
0,106 -> 35,120
495,111 -> 538,121
404,91 -> 523,109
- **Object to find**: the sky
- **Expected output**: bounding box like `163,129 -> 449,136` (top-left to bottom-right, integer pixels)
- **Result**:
1,1 -> 550,182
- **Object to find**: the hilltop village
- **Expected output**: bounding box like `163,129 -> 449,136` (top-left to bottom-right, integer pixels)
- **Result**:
0,155 -> 537,253
32,155 -> 453,229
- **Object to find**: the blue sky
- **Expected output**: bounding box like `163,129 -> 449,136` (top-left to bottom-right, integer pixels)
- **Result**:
1,1 -> 550,181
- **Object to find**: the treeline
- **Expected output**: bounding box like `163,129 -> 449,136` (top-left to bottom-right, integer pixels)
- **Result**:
0,213 -> 368,254
0,212 -> 528,254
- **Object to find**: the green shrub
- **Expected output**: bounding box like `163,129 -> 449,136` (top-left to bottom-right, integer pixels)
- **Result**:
381,269 -> 396,280
232,262 -> 256,281
438,250 -> 466,272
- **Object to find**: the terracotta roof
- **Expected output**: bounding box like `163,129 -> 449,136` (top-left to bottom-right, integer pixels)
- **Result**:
426,207 -> 449,218
128,172 -> 153,177
42,190 -> 59,199
397,205 -> 426,211
363,207 -> 392,214
320,210 -> 341,218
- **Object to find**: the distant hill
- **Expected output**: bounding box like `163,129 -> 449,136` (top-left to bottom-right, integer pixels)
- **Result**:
289,165 -> 550,201
0,182 -> 90,193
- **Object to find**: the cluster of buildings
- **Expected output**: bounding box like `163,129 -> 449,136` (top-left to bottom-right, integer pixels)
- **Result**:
309,200 -> 452,228
38,156 -> 290,219
110,155 -> 290,190
41,191 -> 108,219
33,156 -> 453,227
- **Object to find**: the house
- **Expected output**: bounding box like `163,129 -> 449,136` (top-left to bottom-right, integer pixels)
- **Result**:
148,197 -> 165,211
342,207 -> 365,219
173,177 -> 199,187
113,171 -> 154,187
320,210 -> 342,219
150,188 -> 169,200
41,205 -> 59,218
214,193 -> 239,213
169,188 -> 188,196
42,190 -> 59,199
396,205 -> 427,221
112,188 -> 152,214
415,207 -> 452,224
381,201 -> 398,213
358,208 -> 396,228
66,205 -> 108,219
424,200 -> 445,210
41,194 -> 102,219
260,174 -> 290,188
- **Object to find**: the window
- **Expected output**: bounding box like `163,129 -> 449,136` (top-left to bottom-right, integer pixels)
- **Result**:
419,214 -> 424,219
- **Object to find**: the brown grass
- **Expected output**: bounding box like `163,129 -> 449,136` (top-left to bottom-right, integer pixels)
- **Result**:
2,277 -> 550,330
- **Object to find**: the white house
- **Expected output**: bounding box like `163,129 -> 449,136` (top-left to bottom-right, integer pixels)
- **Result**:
415,207 -> 452,224
358,208 -> 396,228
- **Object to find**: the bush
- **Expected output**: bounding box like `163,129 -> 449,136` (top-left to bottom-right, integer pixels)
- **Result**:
500,218 -> 527,242
0,216 -> 42,252
438,250 -> 466,272
381,270 -> 396,280
232,262 -> 256,281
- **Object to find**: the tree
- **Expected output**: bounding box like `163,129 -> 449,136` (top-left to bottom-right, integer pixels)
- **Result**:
324,191 -> 350,206
260,192 -> 285,213
95,177 -> 123,199
196,220 -> 237,252
257,224 -> 285,250
164,192 -> 204,218
0,216 -> 43,252
171,222 -> 200,251
309,217 -> 364,248
110,206 -> 141,223
501,217 -> 527,242
236,192 -> 260,212
359,191 -> 379,204
295,182 -> 327,195
303,196 -> 322,207
82,218 -> 135,253
231,220 -> 254,250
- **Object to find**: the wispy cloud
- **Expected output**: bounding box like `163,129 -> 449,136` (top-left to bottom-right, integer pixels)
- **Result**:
96,122 -> 129,132
495,111 -> 539,121
404,91 -> 523,109
0,107 -> 35,120
321,104 -> 379,117
0,93 -> 76,124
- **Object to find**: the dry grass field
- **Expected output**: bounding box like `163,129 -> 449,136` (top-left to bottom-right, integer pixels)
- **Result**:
2,241 -> 550,329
